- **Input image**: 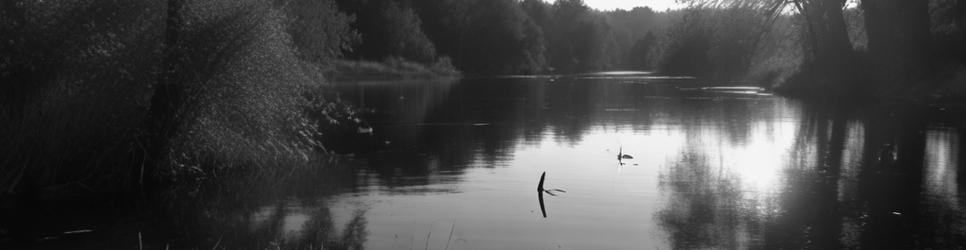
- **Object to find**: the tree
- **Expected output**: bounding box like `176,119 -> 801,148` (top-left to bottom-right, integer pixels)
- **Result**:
522,0 -> 552,29
544,0 -> 620,73
862,0 -> 932,82
411,0 -> 473,63
797,0 -> 853,66
376,2 -> 437,63
458,0 -> 547,74
144,0 -> 188,172
0,0 -> 164,191
338,0 -> 438,63
627,31 -> 657,70
284,0 -> 360,62
682,0 -> 853,67
654,9 -> 715,77
930,0 -> 966,65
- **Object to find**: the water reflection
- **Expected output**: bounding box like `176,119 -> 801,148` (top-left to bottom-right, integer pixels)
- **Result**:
925,128 -> 960,205
22,76 -> 966,249
329,77 -> 966,249
657,101 -> 966,249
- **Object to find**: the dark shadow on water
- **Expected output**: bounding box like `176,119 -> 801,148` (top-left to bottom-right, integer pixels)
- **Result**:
0,156 -> 372,249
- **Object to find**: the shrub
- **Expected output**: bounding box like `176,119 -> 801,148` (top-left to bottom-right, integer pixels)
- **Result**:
0,0 -> 337,200
284,0 -> 361,63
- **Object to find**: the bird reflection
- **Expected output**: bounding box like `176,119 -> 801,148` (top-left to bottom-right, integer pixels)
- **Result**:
537,172 -> 566,218
618,146 -> 634,165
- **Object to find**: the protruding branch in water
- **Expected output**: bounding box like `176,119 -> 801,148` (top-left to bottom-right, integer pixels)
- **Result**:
537,172 -> 546,192
536,172 -> 567,218
538,172 -> 547,218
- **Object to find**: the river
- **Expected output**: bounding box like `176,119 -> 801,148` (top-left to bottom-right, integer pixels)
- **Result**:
300,73 -> 966,249
22,73 -> 966,249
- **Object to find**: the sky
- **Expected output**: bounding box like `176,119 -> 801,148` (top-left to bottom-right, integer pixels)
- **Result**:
583,0 -> 687,11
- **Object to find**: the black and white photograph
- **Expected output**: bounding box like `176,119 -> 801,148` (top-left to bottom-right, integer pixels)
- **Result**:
2,0 -> 966,249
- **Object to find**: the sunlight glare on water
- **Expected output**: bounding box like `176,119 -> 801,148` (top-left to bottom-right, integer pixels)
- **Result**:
218,76 -> 966,249
737,120 -> 797,193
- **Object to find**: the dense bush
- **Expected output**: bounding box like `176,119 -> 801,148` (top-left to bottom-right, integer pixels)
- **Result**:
155,1 -> 320,190
0,0 -> 349,197
0,0 -> 165,193
284,0 -> 360,62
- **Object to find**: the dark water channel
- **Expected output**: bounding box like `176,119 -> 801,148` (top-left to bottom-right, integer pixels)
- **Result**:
13,73 -> 966,249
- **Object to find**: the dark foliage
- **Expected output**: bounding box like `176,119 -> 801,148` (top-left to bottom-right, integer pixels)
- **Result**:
284,0 -> 360,62
458,0 -> 547,74
336,0 -> 438,64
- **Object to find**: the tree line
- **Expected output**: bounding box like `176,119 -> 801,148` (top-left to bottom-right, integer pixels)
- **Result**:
297,0 -> 965,96
306,0 -> 675,75
652,0 -> 965,96
1,0 -> 964,208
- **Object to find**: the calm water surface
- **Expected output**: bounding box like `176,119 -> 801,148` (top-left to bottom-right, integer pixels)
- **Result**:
24,74 -> 966,249
295,74 -> 965,249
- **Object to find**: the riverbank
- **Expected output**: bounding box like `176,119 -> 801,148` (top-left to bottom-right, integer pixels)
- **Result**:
321,58 -> 461,81
770,64 -> 966,106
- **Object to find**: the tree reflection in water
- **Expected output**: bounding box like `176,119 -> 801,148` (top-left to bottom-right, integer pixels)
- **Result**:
658,150 -> 747,249
657,102 -> 966,249
152,158 -> 371,250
